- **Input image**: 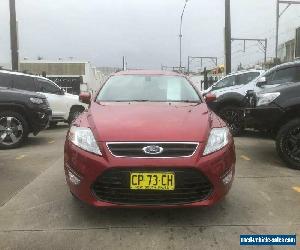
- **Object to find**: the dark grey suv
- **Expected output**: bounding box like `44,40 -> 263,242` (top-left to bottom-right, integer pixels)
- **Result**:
0,75 -> 52,149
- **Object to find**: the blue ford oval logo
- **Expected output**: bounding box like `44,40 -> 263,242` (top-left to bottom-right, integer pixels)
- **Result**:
142,145 -> 164,155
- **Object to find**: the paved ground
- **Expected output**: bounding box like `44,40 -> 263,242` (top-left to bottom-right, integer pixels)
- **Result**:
0,126 -> 299,250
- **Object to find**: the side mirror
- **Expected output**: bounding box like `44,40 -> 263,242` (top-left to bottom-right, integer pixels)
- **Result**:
59,89 -> 65,95
79,92 -> 91,105
256,77 -> 267,87
205,93 -> 217,103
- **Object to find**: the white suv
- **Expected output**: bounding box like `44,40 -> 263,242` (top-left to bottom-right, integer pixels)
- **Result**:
204,70 -> 265,97
0,70 -> 87,124
204,69 -> 265,135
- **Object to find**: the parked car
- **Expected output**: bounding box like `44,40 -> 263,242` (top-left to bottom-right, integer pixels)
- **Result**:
204,70 -> 264,135
207,61 -> 300,135
0,87 -> 51,149
0,70 -> 86,125
245,81 -> 300,170
203,70 -> 264,96
64,70 -> 236,208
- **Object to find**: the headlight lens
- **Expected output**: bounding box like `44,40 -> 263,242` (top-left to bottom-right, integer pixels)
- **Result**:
256,92 -> 280,106
203,127 -> 230,155
68,126 -> 101,155
30,97 -> 44,104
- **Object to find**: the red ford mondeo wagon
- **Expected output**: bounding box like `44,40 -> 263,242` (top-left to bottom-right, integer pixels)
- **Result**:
64,70 -> 236,207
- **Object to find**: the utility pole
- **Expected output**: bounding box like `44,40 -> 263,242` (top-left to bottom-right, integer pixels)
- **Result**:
275,0 -> 300,59
275,0 -> 280,59
122,56 -> 127,71
224,0 -> 231,74
231,38 -> 268,65
9,0 -> 19,71
179,0 -> 189,71
264,38 -> 268,64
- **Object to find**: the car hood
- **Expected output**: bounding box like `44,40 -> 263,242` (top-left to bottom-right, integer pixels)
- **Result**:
0,87 -> 46,99
84,102 -> 216,142
64,92 -> 88,107
65,93 -> 79,100
256,82 -> 300,94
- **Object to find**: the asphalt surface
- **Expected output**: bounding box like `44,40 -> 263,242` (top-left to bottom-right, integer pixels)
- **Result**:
0,126 -> 299,250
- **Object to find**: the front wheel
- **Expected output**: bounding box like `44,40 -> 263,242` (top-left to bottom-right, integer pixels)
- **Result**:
276,118 -> 300,170
49,121 -> 58,128
0,111 -> 29,149
219,106 -> 244,136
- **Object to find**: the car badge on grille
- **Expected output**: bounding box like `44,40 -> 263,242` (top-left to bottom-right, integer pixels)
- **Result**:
142,145 -> 164,155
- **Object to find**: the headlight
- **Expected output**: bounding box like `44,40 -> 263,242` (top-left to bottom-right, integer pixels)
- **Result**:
203,127 -> 230,155
30,97 -> 44,104
68,126 -> 101,155
256,92 -> 280,106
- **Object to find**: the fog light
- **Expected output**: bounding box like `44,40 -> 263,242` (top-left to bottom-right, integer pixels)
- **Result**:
37,112 -> 46,119
68,170 -> 81,185
222,170 -> 233,185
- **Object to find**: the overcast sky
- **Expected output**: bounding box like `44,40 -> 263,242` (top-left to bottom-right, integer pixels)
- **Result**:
1,0 -> 300,70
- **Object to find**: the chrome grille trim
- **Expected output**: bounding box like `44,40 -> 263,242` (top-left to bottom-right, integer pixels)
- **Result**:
106,142 -> 199,158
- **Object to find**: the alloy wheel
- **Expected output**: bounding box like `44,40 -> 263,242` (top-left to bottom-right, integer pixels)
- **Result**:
0,116 -> 24,146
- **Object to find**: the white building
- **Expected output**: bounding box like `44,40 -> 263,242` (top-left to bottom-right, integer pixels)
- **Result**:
19,60 -> 101,94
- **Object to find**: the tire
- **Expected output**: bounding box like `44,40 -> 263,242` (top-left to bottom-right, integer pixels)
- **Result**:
0,111 -> 29,149
49,121 -> 58,128
219,105 -> 244,136
68,107 -> 85,125
276,118 -> 300,170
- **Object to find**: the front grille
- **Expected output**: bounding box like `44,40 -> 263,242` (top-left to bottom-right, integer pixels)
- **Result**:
91,168 -> 213,205
107,142 -> 198,157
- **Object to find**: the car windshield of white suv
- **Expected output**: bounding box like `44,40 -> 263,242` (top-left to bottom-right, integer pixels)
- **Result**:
97,75 -> 201,102
212,75 -> 236,90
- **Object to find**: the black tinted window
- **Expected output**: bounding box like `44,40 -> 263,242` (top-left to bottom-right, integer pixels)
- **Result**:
12,75 -> 36,91
36,79 -> 61,94
0,73 -> 13,88
269,67 -> 295,84
237,72 -> 260,85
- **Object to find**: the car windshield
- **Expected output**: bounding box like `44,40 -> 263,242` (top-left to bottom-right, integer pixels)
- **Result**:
96,75 -> 201,102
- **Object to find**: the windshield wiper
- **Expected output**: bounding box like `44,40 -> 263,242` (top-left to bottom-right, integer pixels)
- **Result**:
177,100 -> 201,103
130,100 -> 151,102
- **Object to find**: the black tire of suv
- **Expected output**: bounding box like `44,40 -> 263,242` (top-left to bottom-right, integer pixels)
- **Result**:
49,121 -> 58,128
68,107 -> 85,125
219,105 -> 244,136
276,118 -> 300,170
0,111 -> 29,149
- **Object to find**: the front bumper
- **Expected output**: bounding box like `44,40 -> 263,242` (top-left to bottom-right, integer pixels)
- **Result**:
244,104 -> 284,130
64,140 -> 236,208
207,100 -> 218,112
30,108 -> 52,135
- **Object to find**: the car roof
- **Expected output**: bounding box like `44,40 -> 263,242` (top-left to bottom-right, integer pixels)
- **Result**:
0,70 -> 54,82
113,70 -> 184,76
259,81 -> 300,94
226,69 -> 265,76
270,60 -> 300,70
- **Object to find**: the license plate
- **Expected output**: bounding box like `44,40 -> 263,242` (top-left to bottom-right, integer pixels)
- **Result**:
130,172 -> 175,191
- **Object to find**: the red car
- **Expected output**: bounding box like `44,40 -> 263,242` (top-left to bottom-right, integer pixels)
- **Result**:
64,70 -> 236,208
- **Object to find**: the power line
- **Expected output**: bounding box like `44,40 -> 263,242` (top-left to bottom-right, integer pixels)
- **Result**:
276,0 -> 300,58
